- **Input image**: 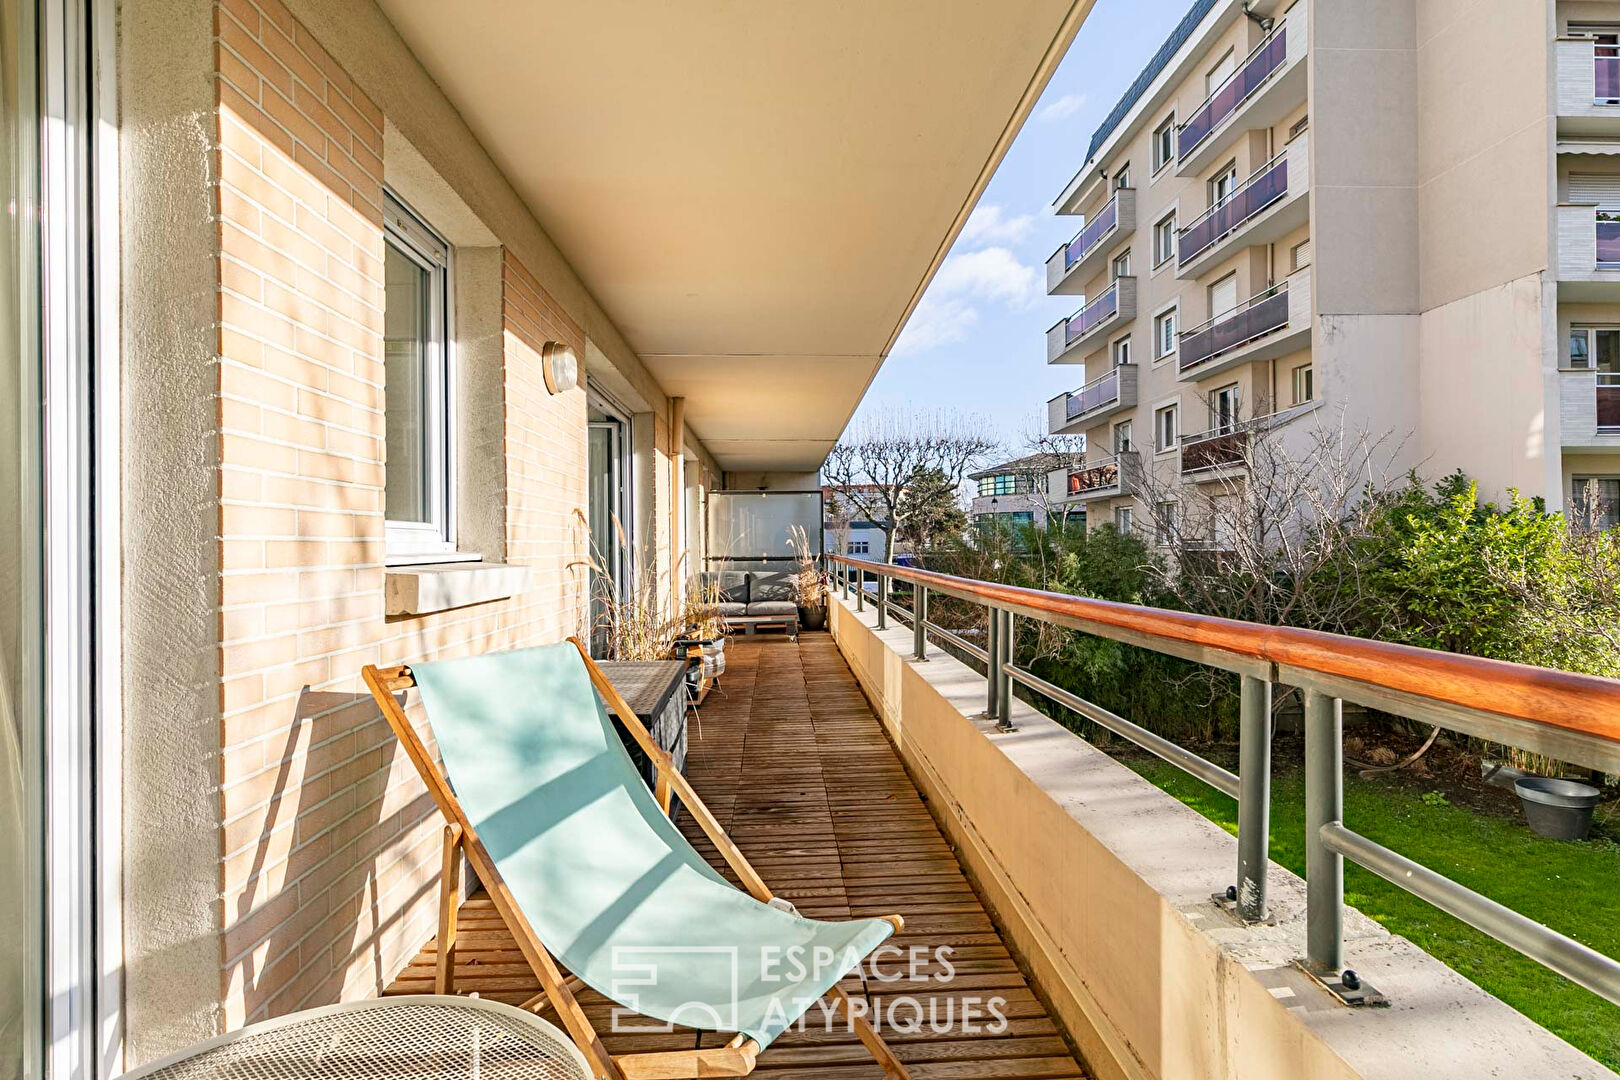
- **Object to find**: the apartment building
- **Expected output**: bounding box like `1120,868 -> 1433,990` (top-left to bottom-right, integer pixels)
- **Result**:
1044,0 -> 1620,537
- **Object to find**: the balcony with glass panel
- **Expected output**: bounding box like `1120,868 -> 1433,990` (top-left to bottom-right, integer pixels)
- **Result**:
1047,187 -> 1135,295
1047,363 -> 1138,434
1177,268 -> 1311,382
1555,203 -> 1620,297
1175,9 -> 1309,178
1176,133 -> 1310,280
1047,277 -> 1137,363
1556,35 -> 1620,135
1064,450 -> 1139,501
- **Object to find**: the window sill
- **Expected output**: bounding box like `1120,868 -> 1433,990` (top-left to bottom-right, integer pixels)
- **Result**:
385,562 -> 529,616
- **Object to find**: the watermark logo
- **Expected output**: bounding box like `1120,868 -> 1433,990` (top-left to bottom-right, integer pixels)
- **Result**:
606,944 -> 1008,1036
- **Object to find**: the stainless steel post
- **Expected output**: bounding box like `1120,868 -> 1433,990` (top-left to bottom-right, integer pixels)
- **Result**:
1236,673 -> 1272,922
913,585 -> 928,660
875,573 -> 887,629
983,605 -> 1000,717
994,608 -> 1014,730
1305,689 -> 1344,975
855,566 -> 864,611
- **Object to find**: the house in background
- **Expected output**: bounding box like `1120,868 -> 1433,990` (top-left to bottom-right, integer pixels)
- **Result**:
822,482 -> 894,558
968,451 -> 1086,534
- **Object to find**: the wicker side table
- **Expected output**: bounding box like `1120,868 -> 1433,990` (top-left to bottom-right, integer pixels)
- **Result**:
121,996 -> 593,1080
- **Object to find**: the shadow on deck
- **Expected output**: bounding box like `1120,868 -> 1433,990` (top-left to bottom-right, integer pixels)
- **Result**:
384,635 -> 1087,1078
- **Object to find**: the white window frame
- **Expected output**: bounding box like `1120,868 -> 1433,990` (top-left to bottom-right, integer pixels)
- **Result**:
1292,363 -> 1315,405
1112,249 -> 1132,280
1154,403 -> 1179,452
1114,505 -> 1134,534
1154,305 -> 1179,360
1113,162 -> 1131,190
383,191 -> 459,564
1210,161 -> 1238,208
1211,382 -> 1241,433
1152,113 -> 1176,174
1111,334 -> 1131,368
1113,419 -> 1134,454
1153,211 -> 1177,268
1154,501 -> 1176,546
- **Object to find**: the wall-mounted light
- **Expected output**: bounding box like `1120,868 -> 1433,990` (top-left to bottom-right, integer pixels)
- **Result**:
541,341 -> 579,395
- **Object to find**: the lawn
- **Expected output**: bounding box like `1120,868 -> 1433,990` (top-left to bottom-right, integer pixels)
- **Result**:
1123,756 -> 1620,1069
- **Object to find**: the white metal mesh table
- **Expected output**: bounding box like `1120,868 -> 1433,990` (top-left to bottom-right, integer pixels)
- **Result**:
122,996 -> 593,1080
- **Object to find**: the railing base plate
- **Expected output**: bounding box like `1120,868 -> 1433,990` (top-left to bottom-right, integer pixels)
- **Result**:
1294,960 -> 1388,1008
1209,891 -> 1275,926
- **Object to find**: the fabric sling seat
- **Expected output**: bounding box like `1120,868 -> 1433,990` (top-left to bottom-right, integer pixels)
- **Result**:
363,640 -> 912,1080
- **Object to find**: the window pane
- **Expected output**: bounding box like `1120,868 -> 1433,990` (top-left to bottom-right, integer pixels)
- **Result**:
384,241 -> 431,523
1570,331 -> 1590,369
0,0 -> 40,1069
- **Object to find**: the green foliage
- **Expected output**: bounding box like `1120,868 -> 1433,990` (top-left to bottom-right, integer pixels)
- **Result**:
895,468 -> 967,551
1350,471 -> 1620,677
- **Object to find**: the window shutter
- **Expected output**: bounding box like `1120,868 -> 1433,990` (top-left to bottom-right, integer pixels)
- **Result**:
1568,174 -> 1620,204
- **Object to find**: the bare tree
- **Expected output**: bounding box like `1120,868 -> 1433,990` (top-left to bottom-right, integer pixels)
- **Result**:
822,408 -> 997,562
1133,405 -> 1408,633
1017,419 -> 1087,535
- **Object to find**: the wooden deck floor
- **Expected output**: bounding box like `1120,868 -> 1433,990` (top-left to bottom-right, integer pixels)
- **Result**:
385,635 -> 1088,1079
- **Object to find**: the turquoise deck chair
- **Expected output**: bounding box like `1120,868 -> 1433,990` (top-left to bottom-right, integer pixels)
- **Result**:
363,639 -> 912,1080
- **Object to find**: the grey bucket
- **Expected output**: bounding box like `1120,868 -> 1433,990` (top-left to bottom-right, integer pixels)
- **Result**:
1514,777 -> 1602,840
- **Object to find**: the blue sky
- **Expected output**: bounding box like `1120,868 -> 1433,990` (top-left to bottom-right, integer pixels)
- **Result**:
850,0 -> 1191,454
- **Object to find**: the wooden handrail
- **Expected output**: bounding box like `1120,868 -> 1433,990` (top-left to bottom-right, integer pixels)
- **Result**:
828,556 -> 1620,744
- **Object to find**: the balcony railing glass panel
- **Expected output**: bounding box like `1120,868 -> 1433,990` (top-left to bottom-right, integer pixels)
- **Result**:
1178,154 -> 1288,265
1179,284 -> 1289,372
1599,210 -> 1620,266
1068,454 -> 1123,495
1599,372 -> 1620,431
1065,282 -> 1119,344
1178,23 -> 1288,160
1065,195 -> 1119,269
1598,46 -> 1620,102
1066,367 -> 1121,419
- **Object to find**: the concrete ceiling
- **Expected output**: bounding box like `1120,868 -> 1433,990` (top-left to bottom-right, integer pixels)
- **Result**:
378,0 -> 1089,471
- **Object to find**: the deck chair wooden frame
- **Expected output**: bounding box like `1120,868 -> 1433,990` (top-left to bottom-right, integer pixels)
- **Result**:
362,637 -> 912,1080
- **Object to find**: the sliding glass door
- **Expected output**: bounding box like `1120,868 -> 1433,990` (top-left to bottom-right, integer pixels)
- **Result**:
0,0 -> 41,1074
3,0 -> 108,1075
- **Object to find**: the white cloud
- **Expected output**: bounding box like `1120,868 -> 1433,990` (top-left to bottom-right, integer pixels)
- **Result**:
893,246 -> 1040,356
892,296 -> 978,355
1038,92 -> 1088,123
959,204 -> 1034,248
930,247 -> 1040,309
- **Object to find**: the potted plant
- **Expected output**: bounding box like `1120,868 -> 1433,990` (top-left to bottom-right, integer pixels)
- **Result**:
789,525 -> 827,631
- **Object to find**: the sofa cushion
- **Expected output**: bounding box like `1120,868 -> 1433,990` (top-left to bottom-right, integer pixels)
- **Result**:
717,601 -> 748,617
749,571 -> 795,603
745,600 -> 798,617
705,570 -> 749,605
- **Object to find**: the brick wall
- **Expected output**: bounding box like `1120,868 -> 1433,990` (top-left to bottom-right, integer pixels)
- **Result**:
212,0 -> 588,1026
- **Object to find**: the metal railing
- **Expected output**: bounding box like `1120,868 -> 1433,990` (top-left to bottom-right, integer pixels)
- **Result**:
1059,280 -> 1120,345
1178,19 -> 1289,161
1065,366 -> 1122,419
1062,193 -> 1120,269
827,555 -> 1620,1008
1179,283 -> 1289,373
1178,152 -> 1288,266
1067,451 -> 1135,497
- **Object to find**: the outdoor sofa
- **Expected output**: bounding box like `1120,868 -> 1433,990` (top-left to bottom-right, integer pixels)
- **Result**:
702,570 -> 800,638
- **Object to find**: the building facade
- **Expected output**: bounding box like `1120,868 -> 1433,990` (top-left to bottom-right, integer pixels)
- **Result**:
968,452 -> 1086,533
1044,0 -> 1620,538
